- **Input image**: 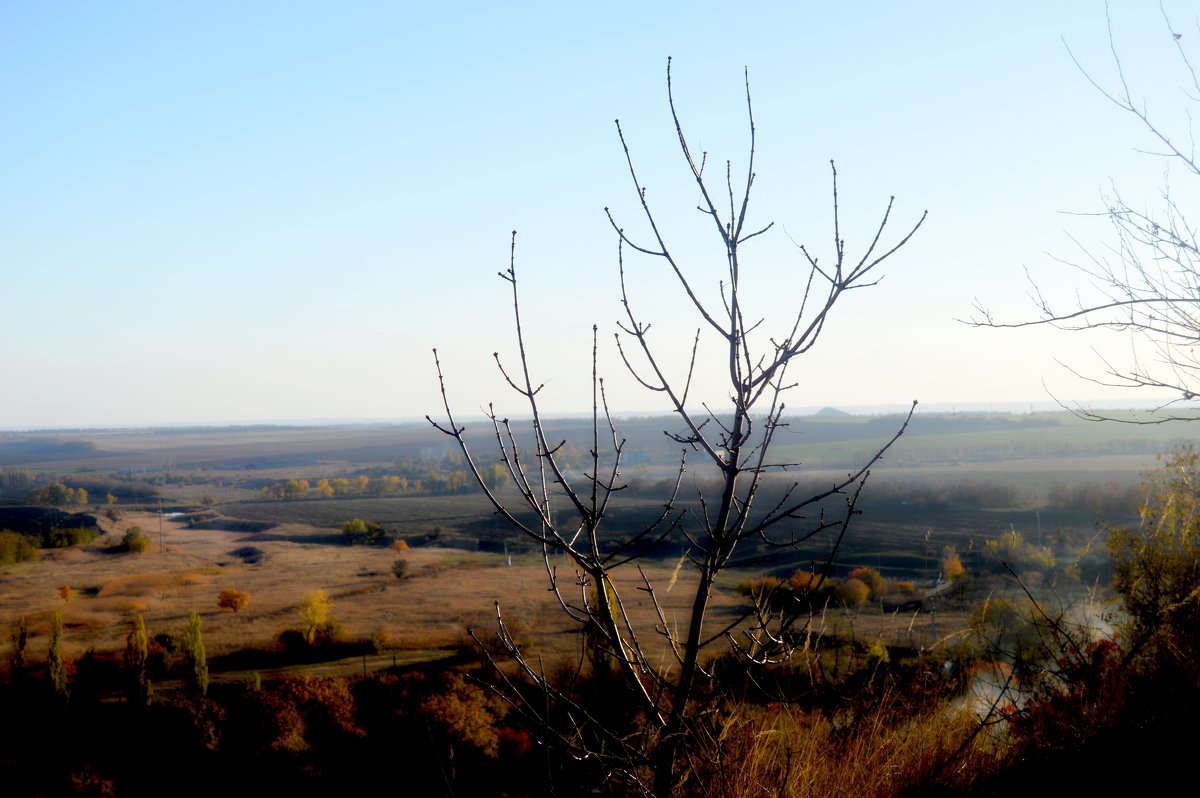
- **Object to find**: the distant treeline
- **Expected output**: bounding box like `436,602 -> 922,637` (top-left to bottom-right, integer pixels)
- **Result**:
0,471 -> 161,506
623,472 -> 1142,515
0,467 -> 36,491
258,463 -> 509,501
860,478 -> 1140,514
613,412 -> 1194,469
0,437 -> 98,465
851,478 -> 1140,515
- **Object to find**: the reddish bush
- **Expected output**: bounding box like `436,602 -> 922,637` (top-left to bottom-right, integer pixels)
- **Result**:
419,672 -> 508,759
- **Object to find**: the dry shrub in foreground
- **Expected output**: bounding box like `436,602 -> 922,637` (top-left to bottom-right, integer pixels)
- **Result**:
707,691 -> 1008,797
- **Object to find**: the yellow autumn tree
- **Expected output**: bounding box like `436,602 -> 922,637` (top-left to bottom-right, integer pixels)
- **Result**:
299,590 -> 331,644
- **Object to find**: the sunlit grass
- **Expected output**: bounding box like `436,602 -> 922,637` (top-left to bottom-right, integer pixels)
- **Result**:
706,690 -> 1009,797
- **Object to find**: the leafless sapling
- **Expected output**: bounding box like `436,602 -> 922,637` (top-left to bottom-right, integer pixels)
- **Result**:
430,60 -> 925,796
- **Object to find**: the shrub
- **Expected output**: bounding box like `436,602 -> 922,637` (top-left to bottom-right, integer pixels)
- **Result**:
941,548 -> 966,582
1109,446 -> 1200,673
982,528 -> 1055,573
227,675 -> 363,755
154,631 -> 179,655
342,518 -> 385,545
738,576 -> 793,613
847,566 -> 883,595
788,570 -> 836,609
877,580 -> 922,609
391,559 -> 409,580
217,588 -> 250,614
419,672 -> 509,760
865,637 -> 890,669
312,620 -> 347,646
738,575 -> 782,596
122,526 -> 151,554
371,628 -> 396,653
835,577 -> 870,607
968,597 -> 1025,639
45,526 -> 98,548
0,530 -> 39,565
280,674 -> 363,738
1012,637 -> 1126,756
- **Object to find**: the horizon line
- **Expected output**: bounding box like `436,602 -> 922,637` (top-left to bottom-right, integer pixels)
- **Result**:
0,398 -> 1190,434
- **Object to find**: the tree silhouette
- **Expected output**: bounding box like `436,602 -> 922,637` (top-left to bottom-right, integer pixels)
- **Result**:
971,6 -> 1200,422
431,59 -> 923,796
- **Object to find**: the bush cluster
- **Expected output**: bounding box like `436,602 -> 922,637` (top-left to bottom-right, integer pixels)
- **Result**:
739,566 -> 919,613
341,518 -> 386,545
0,530 -> 39,565
122,526 -> 151,554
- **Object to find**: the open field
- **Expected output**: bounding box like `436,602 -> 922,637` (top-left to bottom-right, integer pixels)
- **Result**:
0,506 -> 981,677
0,412 -> 1172,675
0,510 -> 766,670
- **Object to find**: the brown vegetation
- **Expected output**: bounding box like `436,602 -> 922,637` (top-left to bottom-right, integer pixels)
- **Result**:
216,587 -> 250,614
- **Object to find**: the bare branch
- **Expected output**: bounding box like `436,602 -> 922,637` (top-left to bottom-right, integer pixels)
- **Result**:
978,7 -> 1200,421
430,60 -> 921,796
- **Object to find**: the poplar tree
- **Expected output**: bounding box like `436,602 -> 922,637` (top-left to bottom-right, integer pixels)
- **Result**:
182,611 -> 208,697
124,614 -> 151,706
47,611 -> 68,704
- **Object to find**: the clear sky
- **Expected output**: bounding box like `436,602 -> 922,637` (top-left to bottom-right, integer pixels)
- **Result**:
1,1 -> 1195,428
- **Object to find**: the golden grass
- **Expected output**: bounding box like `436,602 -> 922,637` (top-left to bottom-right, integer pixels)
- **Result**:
706,692 -> 1009,797
0,509 -> 970,684
97,571 -> 212,598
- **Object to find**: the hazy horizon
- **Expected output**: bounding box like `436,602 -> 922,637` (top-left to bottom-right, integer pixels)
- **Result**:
3,397 -> 1191,434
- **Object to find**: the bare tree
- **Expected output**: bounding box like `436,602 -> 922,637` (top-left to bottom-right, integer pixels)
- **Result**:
970,3 -> 1200,422
430,59 -> 924,796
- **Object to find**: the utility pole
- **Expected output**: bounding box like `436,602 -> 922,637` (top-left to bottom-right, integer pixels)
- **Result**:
158,499 -> 164,554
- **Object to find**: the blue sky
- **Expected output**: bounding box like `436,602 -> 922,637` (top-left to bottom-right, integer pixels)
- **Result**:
1,1 -> 1195,427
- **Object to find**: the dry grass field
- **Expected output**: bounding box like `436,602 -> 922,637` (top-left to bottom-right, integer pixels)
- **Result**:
6,418 -> 1132,682
0,511 -> 754,672
0,508 -> 969,682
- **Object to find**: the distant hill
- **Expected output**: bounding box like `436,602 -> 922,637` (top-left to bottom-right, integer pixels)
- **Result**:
813,407 -> 852,418
0,437 -> 101,466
